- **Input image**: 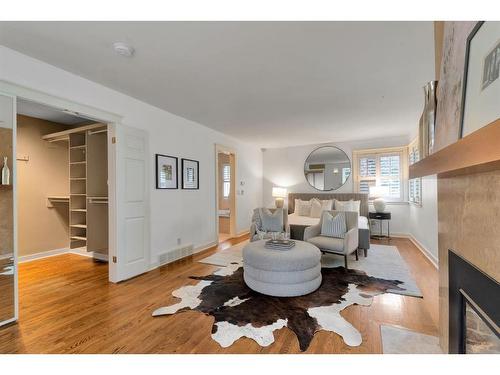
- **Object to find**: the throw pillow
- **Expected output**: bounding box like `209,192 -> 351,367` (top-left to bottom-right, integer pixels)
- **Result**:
321,211 -> 347,239
295,199 -> 312,216
310,198 -> 333,218
259,208 -> 284,232
334,199 -> 360,214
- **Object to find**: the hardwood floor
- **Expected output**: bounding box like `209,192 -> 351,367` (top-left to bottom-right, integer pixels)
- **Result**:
0,236 -> 438,353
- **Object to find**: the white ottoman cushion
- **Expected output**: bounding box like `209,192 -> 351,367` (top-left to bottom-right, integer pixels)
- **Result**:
242,240 -> 322,297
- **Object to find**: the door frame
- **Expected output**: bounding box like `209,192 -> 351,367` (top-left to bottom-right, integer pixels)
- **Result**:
0,91 -> 17,326
0,80 -> 123,283
215,144 -> 237,241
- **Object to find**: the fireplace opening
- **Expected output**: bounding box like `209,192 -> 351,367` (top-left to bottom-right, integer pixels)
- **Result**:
461,290 -> 500,354
448,250 -> 500,354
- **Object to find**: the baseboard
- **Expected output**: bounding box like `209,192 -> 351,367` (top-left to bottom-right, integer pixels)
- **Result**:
19,247 -> 109,263
19,247 -> 69,263
194,240 -> 218,254
390,233 -> 438,269
69,248 -> 109,262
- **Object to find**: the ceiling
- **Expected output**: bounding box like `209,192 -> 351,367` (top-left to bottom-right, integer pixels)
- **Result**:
0,22 -> 435,148
17,99 -> 91,125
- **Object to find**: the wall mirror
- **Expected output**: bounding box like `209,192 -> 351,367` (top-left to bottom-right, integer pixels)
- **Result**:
304,146 -> 351,191
0,93 -> 15,325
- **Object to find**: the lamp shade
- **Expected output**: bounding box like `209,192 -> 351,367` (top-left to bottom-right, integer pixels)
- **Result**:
272,187 -> 287,198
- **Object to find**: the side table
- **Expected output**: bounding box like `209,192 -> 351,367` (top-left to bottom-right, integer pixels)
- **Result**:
369,211 -> 391,240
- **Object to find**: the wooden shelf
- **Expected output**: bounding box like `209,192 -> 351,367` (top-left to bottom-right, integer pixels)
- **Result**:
42,123 -> 106,141
70,224 -> 87,229
70,145 -> 86,150
47,196 -> 69,201
71,236 -> 87,241
71,209 -> 87,212
410,118 -> 500,179
70,161 -> 86,165
70,177 -> 86,180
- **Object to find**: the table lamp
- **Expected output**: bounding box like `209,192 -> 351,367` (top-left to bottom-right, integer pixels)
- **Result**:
272,187 -> 287,209
369,185 -> 389,213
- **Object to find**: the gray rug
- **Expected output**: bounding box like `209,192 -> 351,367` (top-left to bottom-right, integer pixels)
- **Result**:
199,242 -> 422,297
381,325 -> 442,354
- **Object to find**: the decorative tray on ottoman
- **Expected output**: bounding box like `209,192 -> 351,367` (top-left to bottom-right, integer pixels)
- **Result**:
264,239 -> 296,250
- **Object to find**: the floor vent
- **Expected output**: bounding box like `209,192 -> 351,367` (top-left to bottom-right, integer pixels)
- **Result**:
158,244 -> 194,265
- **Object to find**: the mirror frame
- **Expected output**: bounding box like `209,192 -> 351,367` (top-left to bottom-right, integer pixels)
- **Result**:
303,145 -> 352,191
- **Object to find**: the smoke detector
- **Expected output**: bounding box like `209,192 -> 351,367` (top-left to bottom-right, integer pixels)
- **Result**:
113,42 -> 135,57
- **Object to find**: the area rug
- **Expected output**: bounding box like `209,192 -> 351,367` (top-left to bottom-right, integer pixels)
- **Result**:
380,325 -> 442,354
199,242 -> 422,297
153,258 -> 408,351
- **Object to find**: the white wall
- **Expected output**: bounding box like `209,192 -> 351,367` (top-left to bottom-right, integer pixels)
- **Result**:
0,46 -> 263,266
409,175 -> 439,265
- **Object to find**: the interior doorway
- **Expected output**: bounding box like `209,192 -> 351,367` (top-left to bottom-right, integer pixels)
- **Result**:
16,98 -> 111,274
215,145 -> 236,243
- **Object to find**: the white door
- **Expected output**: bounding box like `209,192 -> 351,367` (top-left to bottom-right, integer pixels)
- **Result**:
111,124 -> 150,282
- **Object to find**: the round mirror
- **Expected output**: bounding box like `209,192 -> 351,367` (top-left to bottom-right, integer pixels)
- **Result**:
304,146 -> 351,191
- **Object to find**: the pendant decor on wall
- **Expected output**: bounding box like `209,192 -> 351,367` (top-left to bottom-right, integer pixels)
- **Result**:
418,80 -> 438,158
152,262 -> 404,351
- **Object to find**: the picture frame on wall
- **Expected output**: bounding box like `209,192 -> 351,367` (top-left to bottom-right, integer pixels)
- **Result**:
460,21 -> 500,138
156,154 -> 178,189
181,158 -> 199,190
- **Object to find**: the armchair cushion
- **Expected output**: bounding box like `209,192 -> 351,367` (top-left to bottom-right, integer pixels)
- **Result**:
320,211 -> 347,239
259,208 -> 284,232
307,236 -> 344,252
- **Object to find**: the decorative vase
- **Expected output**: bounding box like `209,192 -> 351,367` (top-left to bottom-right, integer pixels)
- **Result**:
373,197 -> 386,213
1,156 -> 10,185
418,85 -> 430,159
425,81 -> 438,154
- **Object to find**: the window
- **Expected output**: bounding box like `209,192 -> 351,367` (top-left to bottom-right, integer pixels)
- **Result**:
408,139 -> 422,205
353,147 -> 407,202
222,164 -> 231,198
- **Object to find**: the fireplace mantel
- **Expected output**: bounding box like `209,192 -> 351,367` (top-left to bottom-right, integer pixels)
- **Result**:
409,118 -> 500,179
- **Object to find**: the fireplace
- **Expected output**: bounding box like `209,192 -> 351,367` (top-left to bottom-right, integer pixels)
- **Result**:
448,250 -> 500,354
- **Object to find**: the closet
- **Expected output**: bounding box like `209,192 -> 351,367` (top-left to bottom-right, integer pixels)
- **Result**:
43,123 -> 109,258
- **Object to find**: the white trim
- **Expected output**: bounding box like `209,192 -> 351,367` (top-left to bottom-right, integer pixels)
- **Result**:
18,247 -> 110,263
0,80 -> 122,124
390,233 -> 438,269
19,247 -> 70,263
69,248 -> 109,262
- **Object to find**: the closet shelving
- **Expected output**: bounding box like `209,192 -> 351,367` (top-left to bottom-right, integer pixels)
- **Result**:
43,123 -> 109,257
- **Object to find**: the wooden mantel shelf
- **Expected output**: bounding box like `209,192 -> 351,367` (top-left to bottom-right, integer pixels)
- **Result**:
410,118 -> 500,179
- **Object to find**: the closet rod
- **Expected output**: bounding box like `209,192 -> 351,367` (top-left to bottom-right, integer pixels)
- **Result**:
88,129 -> 108,135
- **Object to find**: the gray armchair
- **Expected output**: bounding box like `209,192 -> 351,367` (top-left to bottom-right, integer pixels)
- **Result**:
304,210 -> 359,268
250,208 -> 290,242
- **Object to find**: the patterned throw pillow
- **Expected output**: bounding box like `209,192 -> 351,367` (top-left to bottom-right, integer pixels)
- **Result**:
321,211 -> 347,239
295,199 -> 312,216
310,198 -> 333,218
259,208 -> 284,232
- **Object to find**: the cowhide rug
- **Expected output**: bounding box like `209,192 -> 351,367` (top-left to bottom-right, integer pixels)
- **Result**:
153,262 -> 404,351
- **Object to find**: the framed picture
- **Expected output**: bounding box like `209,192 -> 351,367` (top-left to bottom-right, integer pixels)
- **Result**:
181,158 -> 199,190
156,154 -> 178,189
460,21 -> 500,138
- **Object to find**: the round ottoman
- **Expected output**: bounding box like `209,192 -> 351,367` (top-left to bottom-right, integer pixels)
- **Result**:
242,240 -> 322,297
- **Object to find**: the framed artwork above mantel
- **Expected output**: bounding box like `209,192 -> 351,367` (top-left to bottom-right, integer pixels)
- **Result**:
460,21 -> 500,138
